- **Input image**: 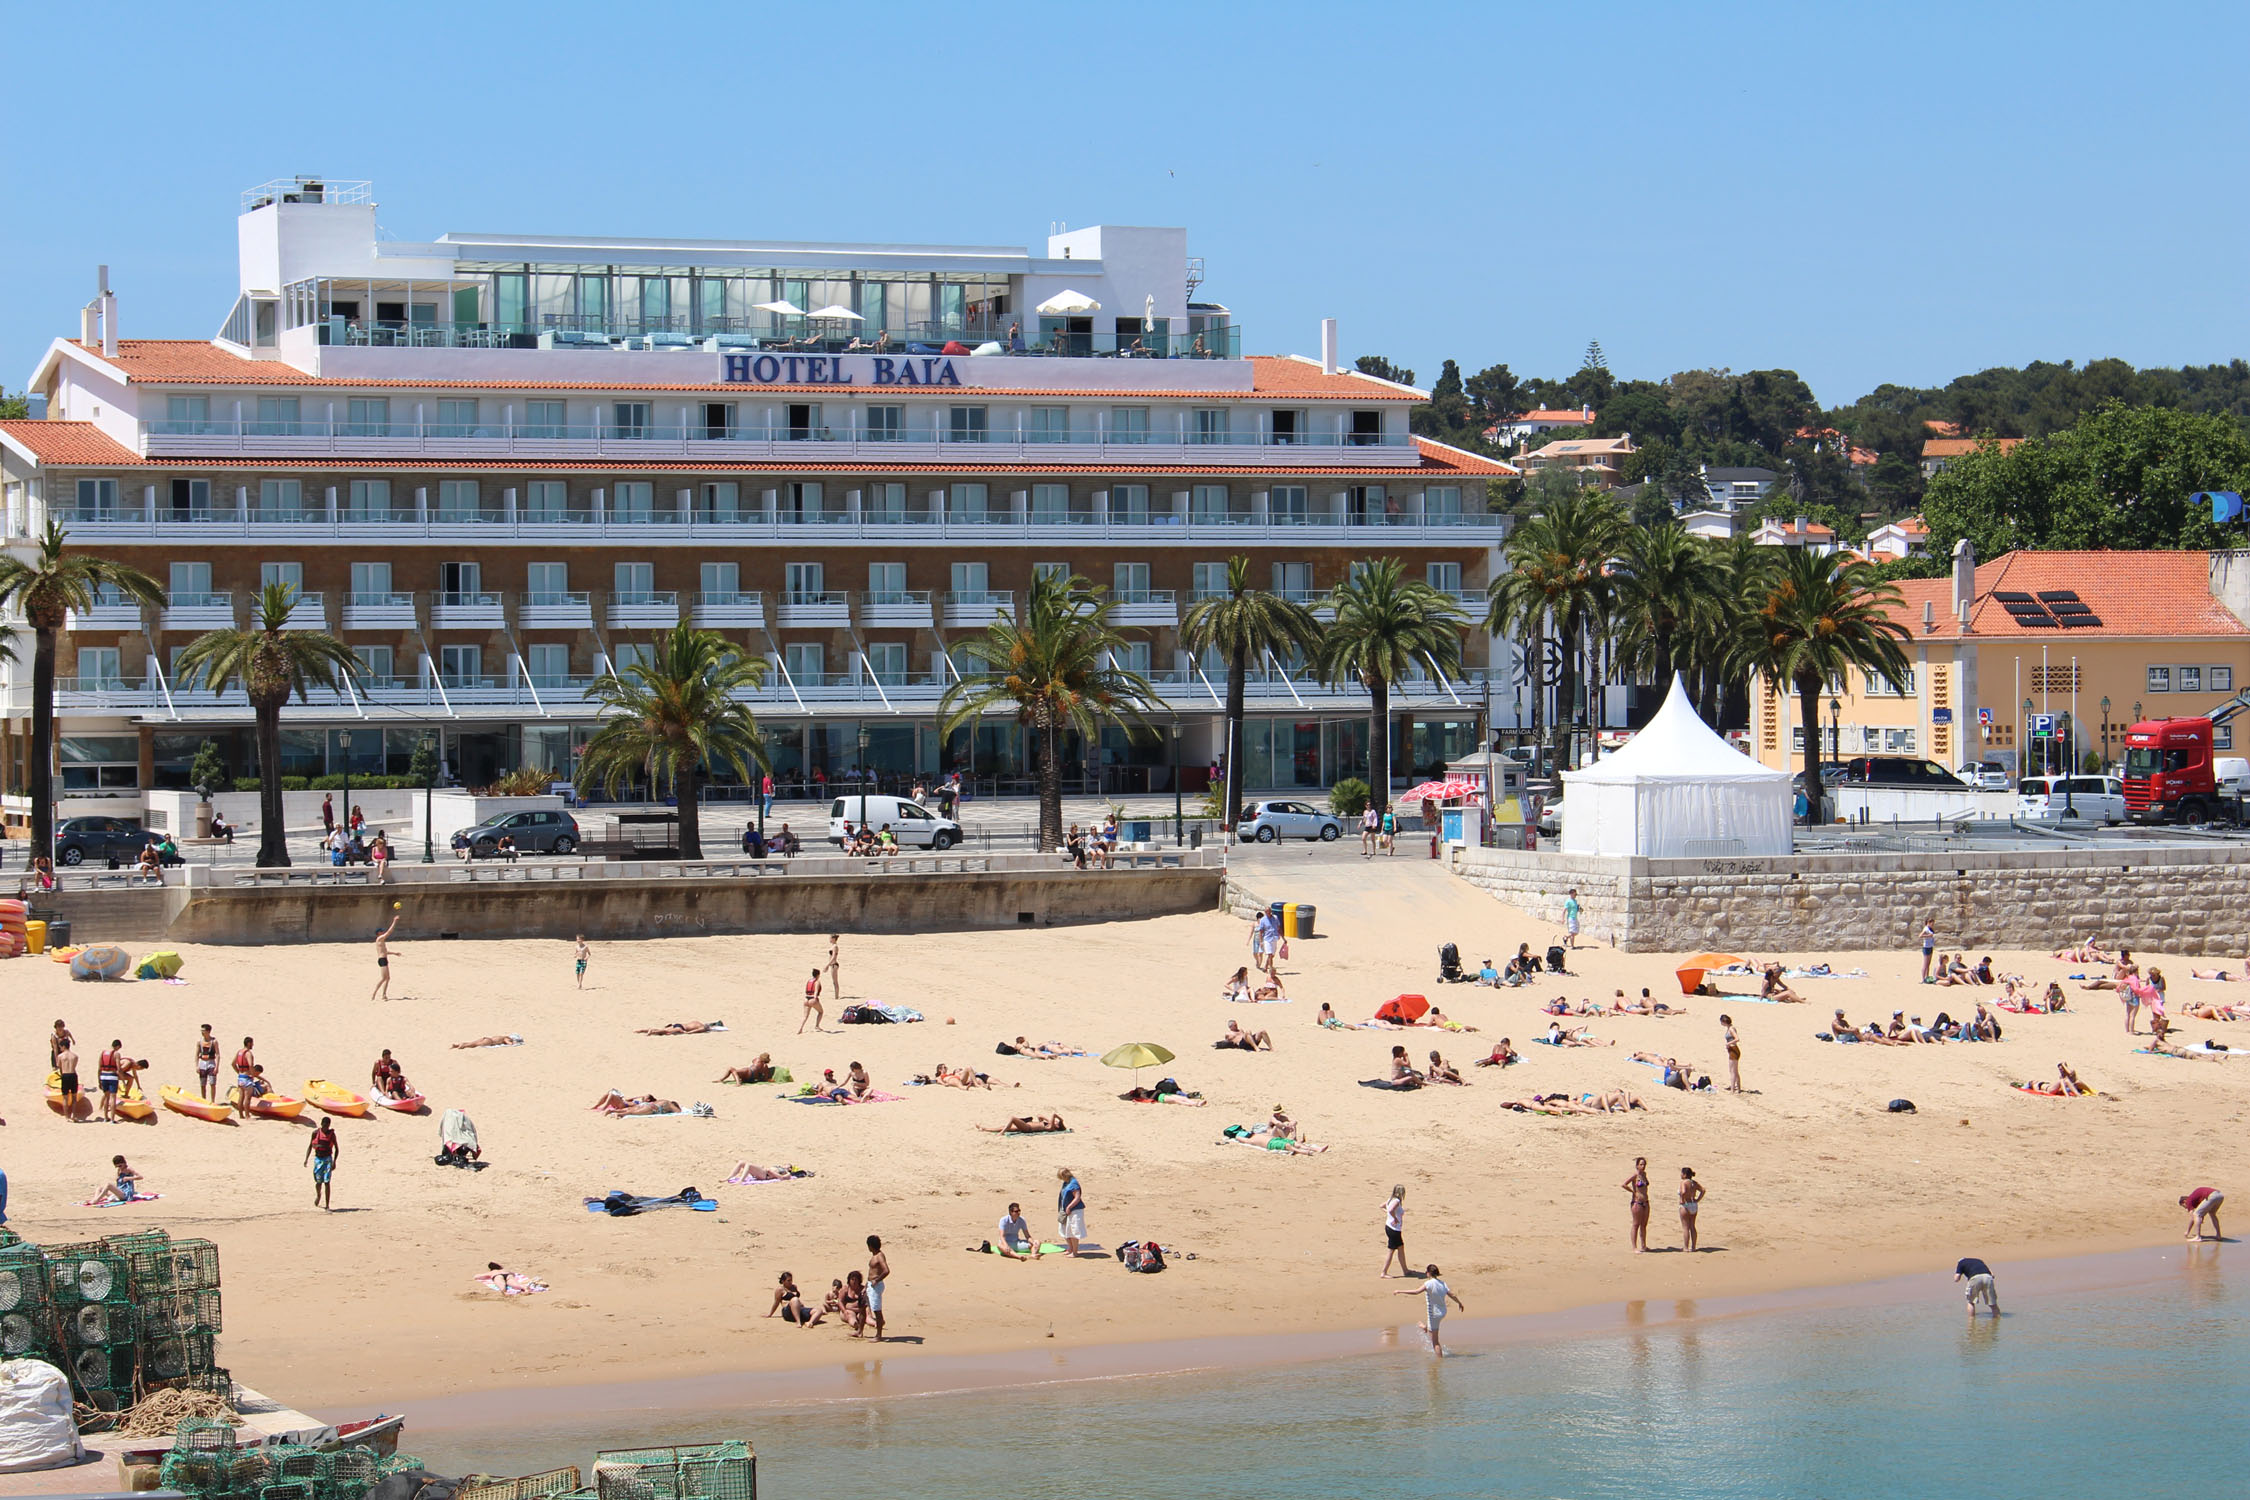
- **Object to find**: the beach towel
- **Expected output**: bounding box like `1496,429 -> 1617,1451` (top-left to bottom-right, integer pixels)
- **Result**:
581,1188 -> 718,1215
81,1192 -> 162,1207
2011,1084 -> 2095,1098
785,1089 -> 906,1105
474,1270 -> 548,1295
1232,994 -> 1293,1004
2134,1044 -> 2230,1058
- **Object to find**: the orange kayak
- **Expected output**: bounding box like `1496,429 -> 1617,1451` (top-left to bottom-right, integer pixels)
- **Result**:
304,1079 -> 373,1118
247,1093 -> 306,1121
160,1085 -> 233,1123
377,1092 -> 427,1114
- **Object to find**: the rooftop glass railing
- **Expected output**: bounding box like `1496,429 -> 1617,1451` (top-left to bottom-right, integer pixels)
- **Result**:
146,416 -> 1413,449
302,318 -> 1244,360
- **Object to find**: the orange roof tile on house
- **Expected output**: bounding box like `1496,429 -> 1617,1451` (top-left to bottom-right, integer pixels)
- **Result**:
1510,409 -> 1595,423
38,340 -> 1423,402
1887,551 -> 2248,640
1922,436 -> 2024,459
0,420 -> 140,466
1898,516 -> 1930,534
1758,517 -> 1834,537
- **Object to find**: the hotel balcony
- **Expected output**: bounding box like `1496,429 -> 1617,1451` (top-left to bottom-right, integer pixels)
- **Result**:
941,589 -> 1015,628
774,591 -> 849,629
519,590 -> 595,629
1109,589 -> 1179,627
607,591 -> 681,629
857,589 -> 935,629
278,592 -> 327,630
67,597 -> 146,631
341,591 -> 416,630
430,591 -> 504,629
160,592 -> 235,632
688,591 -> 767,630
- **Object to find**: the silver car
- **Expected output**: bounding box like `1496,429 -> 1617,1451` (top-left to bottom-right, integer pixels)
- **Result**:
1237,799 -> 1345,843
2016,775 -> 2125,823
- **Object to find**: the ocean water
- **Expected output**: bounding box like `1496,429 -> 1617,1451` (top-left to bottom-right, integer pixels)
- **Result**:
403,1247 -> 2249,1499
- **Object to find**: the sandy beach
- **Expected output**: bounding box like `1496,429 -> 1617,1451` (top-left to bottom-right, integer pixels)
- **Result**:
3,848 -> 2242,1412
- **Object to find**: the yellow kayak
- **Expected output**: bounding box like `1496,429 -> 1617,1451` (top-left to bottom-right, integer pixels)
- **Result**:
160,1085 -> 234,1123
304,1079 -> 372,1118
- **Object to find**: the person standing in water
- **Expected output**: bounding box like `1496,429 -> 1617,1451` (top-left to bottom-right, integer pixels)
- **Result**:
1678,1167 -> 1705,1251
1380,1185 -> 1410,1277
370,911 -> 401,1002
1720,1015 -> 1742,1093
1624,1157 -> 1651,1252
1954,1255 -> 1999,1315
1391,1263 -> 1464,1355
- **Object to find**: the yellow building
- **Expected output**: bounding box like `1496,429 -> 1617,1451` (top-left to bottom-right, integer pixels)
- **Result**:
1751,546 -> 2250,776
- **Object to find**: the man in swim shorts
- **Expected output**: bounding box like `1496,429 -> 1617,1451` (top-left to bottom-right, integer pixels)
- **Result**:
196,1023 -> 220,1102
865,1234 -> 889,1342
305,1118 -> 340,1209
371,912 -> 400,1001
232,1037 -> 258,1118
55,1042 -> 81,1121
574,934 -> 590,990
1954,1256 -> 1999,1314
97,1039 -> 123,1122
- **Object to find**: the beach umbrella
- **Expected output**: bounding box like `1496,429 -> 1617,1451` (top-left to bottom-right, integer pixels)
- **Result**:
807,304 -> 863,321
753,299 -> 807,318
1100,1041 -> 1175,1086
1375,994 -> 1429,1024
1675,951 -> 1746,996
135,950 -> 183,980
1036,289 -> 1101,315
70,944 -> 131,981
1399,779 -> 1480,805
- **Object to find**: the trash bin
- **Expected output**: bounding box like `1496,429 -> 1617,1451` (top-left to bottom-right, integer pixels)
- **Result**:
1269,901 -> 1286,929
45,917 -> 71,948
1291,903 -> 1316,939
24,919 -> 45,955
1281,904 -> 1300,939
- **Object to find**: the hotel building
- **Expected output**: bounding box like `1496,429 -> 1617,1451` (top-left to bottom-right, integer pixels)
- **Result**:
0,178 -> 1511,817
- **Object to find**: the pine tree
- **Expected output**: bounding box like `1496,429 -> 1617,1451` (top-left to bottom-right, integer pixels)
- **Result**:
1582,339 -> 1608,371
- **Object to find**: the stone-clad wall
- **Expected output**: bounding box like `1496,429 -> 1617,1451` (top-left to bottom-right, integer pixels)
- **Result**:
1450,845 -> 2250,955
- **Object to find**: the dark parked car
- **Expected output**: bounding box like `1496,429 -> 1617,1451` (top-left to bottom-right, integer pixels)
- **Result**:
452,808 -> 581,857
1835,756 -> 1968,789
53,815 -> 149,867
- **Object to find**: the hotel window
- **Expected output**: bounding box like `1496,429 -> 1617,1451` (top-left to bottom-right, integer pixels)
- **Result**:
255,479 -> 303,519
1269,485 -> 1308,524
168,479 -> 211,521
1113,563 -> 1151,602
345,397 -> 390,437
867,563 -> 907,604
865,405 -> 903,441
1028,407 -> 1070,444
1865,668 -> 1915,696
253,396 -> 299,435
259,562 -> 303,600
523,400 -> 567,438
2216,667 -> 2236,692
1272,562 -> 1312,601
1191,485 -> 1232,523
948,406 -> 988,442
611,642 -> 653,676
1115,641 -> 1152,676
1192,561 -> 1229,599
349,562 -> 392,605
783,482 -> 824,522
526,563 -> 570,604
783,643 -> 825,683
167,395 -> 210,429
1110,484 -> 1149,524
698,482 -> 740,523
700,403 -> 735,440
77,647 -> 123,687
1426,562 -> 1462,596
59,735 -> 139,790
1425,486 -> 1463,521
950,562 -> 990,602
346,480 -> 391,522
1349,410 -> 1383,446
785,562 -> 826,603
865,482 -> 906,522
613,562 -> 655,604
169,561 -> 213,604
2180,666 -> 2204,694
947,483 -> 989,522
865,642 -> 908,685
1189,408 -> 1230,445
524,481 -> 569,522
1109,407 -> 1149,444
611,402 -> 652,439
524,644 -> 571,688
438,645 -> 483,688
786,403 -> 821,441
700,562 -> 740,604
1270,409 -> 1304,445
1033,562 -> 1071,585
354,645 -> 393,685
435,399 -> 480,437
74,479 -> 119,519
438,562 -> 484,605
2148,666 -> 2171,692
609,482 -> 654,522
437,480 -> 482,523
1031,484 -> 1070,522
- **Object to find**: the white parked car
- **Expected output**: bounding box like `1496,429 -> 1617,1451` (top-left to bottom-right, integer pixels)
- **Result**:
1236,800 -> 1345,843
1957,762 -> 2012,791
827,793 -> 964,849
2016,774 -> 2126,823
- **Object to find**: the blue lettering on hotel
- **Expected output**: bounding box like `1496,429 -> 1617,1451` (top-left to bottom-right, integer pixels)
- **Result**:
721,354 -> 959,387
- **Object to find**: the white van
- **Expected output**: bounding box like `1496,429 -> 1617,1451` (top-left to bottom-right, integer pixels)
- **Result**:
828,794 -> 964,850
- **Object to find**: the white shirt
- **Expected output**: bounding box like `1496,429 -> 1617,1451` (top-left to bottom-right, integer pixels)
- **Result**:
1423,1277 -> 1451,1319
1384,1196 -> 1404,1232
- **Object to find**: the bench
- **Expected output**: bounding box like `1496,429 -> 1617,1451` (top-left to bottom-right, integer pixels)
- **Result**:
579,838 -> 679,861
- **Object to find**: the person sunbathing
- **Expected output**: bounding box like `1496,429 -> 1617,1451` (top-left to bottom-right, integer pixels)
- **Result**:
1003,1037 -> 1081,1058
1426,1050 -> 1468,1085
2020,1076 -> 2071,1095
1543,995 -> 1603,1017
1609,989 -> 1686,1017
1263,1106 -> 1299,1140
1254,976 -> 1287,1002
590,1091 -> 680,1116
2190,966 -> 2250,983
1317,1003 -> 1345,1029
454,1034 -> 523,1048
638,1020 -> 724,1035
1386,1045 -> 1426,1086
1119,1086 -> 1206,1105
1585,1088 -> 1646,1113
2056,1062 -> 2088,1096
1631,1050 -> 1690,1086
1474,1038 -> 1521,1067
767,1271 -> 825,1326
729,1162 -> 807,1182
1761,966 -> 1805,1003
1217,1020 -> 1274,1052
2053,938 -> 2114,964
716,1053 -> 777,1084
90,1155 -> 145,1205
1545,1022 -> 1613,1047
926,1063 -> 995,1089
975,1113 -> 1067,1133
1499,1092 -> 1600,1115
1221,966 -> 1254,1001
2177,999 -> 2245,1020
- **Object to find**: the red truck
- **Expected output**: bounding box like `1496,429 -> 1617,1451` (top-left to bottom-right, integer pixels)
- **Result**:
2121,690 -> 2250,822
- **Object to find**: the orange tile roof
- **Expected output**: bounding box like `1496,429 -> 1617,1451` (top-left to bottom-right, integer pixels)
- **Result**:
50,340 -> 1419,402
0,420 -> 140,465
1412,438 -> 1518,476
1760,518 -> 1835,537
1922,436 -> 2024,459
1510,409 -> 1593,423
1887,551 -> 2246,640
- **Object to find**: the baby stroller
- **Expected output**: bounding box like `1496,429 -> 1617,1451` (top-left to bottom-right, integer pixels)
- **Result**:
1546,944 -> 1570,976
1438,942 -> 1466,984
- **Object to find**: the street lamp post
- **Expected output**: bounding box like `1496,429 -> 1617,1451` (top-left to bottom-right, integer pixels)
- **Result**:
1171,720 -> 1183,847
2060,711 -> 2076,817
339,731 -> 353,844
857,728 -> 871,839
2023,697 -> 2035,780
2101,696 -> 2112,771
1826,695 -> 1841,823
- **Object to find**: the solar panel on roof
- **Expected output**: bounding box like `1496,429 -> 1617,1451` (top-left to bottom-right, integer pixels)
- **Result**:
2049,600 -> 2091,615
1993,591 -> 2036,603
2037,590 -> 2081,602
2018,615 -> 2061,627
2057,614 -> 2103,627
2002,600 -> 2048,614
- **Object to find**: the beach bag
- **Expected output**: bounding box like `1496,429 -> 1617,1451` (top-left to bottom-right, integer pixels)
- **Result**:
1277,937 -> 1289,961
0,1359 -> 83,1473
1886,1098 -> 1917,1113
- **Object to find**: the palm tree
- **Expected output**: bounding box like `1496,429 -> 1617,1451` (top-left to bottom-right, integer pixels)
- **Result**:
1179,555 -> 1321,831
1485,488 -> 1626,773
1610,521 -> 1722,688
577,624 -> 770,861
1318,559 -> 1465,813
0,522 -> 166,859
1735,548 -> 1911,823
938,573 -> 1160,851
176,583 -> 361,866
1686,535 -> 1778,727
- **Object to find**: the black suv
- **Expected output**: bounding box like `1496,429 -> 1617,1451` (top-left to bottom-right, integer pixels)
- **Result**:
1836,756 -> 1968,788
54,815 -> 150,866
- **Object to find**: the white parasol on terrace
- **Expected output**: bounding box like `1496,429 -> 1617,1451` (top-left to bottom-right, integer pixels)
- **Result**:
1036,289 -> 1101,315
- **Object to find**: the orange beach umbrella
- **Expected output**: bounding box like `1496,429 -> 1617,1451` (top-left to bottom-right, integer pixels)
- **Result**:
1674,951 -> 1747,995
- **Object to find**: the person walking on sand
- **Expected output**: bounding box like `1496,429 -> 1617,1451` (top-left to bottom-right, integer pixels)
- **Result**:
370,911 -> 400,1002
2181,1185 -> 2225,1241
1720,1015 -> 1742,1093
305,1117 -> 340,1210
865,1234 -> 890,1341
1919,919 -> 1937,982
1562,889 -> 1582,950
1624,1157 -> 1652,1252
195,1023 -> 220,1102
1678,1167 -> 1706,1251
1955,1255 -> 1999,1315
826,933 -> 842,999
573,934 -> 590,991
1381,1185 -> 1409,1277
1392,1263 -> 1464,1355
1057,1166 -> 1086,1258
799,968 -> 825,1033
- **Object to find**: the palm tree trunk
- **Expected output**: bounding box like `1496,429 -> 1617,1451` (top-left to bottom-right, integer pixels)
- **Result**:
254,701 -> 289,866
677,759 -> 703,860
1037,717 -> 1063,851
28,621 -> 58,859
1553,615 -> 1579,776
1796,672 -> 1826,825
1369,675 -> 1392,812
1224,644 -> 1248,831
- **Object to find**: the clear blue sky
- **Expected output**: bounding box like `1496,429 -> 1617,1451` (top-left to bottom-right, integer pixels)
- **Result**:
5,0 -> 2245,408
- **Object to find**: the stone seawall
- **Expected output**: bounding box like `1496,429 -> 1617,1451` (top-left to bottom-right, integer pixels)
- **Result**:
1449,845 -> 2250,955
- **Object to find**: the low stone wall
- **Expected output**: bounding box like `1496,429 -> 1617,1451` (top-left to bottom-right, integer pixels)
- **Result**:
1450,844 -> 2250,955
163,866 -> 1224,946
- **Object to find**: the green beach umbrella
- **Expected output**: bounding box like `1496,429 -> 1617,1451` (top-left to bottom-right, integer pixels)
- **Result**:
1101,1041 -> 1176,1087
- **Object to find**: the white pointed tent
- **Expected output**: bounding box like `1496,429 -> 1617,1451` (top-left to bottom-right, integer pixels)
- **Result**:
1560,675 -> 1793,857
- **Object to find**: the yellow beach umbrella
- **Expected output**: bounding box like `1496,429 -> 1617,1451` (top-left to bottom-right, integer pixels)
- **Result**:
1100,1042 -> 1176,1086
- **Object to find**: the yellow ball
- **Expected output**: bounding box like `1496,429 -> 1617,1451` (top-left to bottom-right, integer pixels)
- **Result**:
392,901 -> 403,909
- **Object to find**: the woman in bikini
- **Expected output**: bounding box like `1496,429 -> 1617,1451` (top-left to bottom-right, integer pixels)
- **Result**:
91,1155 -> 145,1206
637,1020 -> 724,1035
799,969 -> 825,1034
730,1162 -> 805,1183
1679,1167 -> 1705,1251
717,1053 -> 777,1084
766,1271 -> 825,1326
1387,1045 -> 1425,1087
1624,1157 -> 1652,1252
1761,966 -> 1804,1003
975,1113 -> 1066,1133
